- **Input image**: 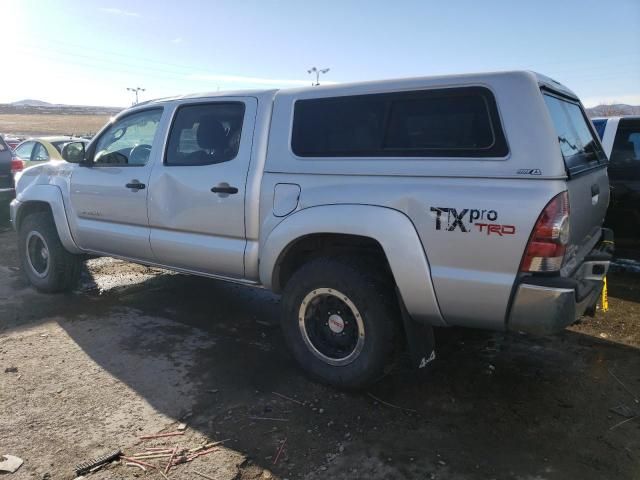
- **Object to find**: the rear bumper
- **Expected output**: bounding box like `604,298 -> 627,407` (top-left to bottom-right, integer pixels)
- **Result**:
507,228 -> 614,335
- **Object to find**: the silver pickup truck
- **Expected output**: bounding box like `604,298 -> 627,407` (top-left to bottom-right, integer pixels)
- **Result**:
10,71 -> 613,388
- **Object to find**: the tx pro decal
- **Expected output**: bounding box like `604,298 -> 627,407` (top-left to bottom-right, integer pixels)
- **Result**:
430,207 -> 516,236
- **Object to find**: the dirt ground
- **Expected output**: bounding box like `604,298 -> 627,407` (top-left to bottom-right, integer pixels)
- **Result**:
0,114 -> 110,137
0,224 -> 639,480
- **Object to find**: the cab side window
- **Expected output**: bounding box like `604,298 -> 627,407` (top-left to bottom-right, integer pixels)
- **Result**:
609,119 -> 640,181
165,103 -> 245,166
32,143 -> 49,161
92,109 -> 163,166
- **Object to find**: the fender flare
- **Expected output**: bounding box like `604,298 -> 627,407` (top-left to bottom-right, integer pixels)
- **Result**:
259,204 -> 445,326
12,184 -> 82,254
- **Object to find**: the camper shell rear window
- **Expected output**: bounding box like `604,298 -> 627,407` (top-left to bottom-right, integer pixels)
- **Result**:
543,91 -> 607,175
291,87 -> 508,158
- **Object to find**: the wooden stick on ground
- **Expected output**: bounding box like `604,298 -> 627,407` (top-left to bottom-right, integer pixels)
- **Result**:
367,392 -> 417,413
273,437 -> 287,465
248,416 -> 289,422
165,447 -> 178,474
272,391 -> 305,406
120,457 -> 157,470
139,431 -> 185,440
125,462 -> 147,472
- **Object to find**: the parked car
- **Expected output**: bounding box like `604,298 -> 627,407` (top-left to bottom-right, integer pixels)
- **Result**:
592,116 -> 639,239
0,135 -> 18,212
2,135 -> 24,150
13,136 -> 90,169
10,71 -> 613,388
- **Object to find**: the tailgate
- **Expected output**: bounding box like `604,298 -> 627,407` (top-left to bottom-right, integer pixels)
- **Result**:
543,91 -> 610,269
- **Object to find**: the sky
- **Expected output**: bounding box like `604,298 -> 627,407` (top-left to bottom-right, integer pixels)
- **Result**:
2,0 -> 639,108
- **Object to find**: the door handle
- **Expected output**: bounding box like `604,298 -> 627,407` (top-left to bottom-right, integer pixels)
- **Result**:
211,183 -> 238,195
126,180 -> 146,190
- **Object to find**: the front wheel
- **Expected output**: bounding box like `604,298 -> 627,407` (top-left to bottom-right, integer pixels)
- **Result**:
18,212 -> 81,293
281,257 -> 398,389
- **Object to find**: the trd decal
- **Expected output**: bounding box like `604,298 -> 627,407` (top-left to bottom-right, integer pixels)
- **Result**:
430,207 -> 516,236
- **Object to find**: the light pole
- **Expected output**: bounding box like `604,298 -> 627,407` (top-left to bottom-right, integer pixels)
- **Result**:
308,67 -> 330,86
127,87 -> 146,105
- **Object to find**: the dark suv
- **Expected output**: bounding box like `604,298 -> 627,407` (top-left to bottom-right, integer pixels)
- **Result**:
592,116 -> 640,242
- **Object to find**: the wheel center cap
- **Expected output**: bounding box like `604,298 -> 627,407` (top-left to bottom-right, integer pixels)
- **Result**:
328,314 -> 345,334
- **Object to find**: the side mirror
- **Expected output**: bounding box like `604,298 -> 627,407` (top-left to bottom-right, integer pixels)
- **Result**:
61,142 -> 86,164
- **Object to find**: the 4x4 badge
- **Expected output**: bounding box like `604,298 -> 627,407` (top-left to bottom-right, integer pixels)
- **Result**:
517,169 -> 542,175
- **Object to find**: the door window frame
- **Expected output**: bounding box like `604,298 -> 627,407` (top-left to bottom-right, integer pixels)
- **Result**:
84,107 -> 164,168
163,101 -> 247,167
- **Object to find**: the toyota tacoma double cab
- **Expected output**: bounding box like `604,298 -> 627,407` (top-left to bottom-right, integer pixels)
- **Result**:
11,71 -> 613,388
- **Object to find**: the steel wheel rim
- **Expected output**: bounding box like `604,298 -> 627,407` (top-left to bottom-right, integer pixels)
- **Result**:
298,288 -> 365,366
26,231 -> 50,279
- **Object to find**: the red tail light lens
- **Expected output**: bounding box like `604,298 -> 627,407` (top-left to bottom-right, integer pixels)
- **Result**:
520,191 -> 570,273
11,157 -> 24,174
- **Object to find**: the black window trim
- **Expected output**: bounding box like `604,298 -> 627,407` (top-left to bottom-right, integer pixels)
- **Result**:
541,87 -> 609,178
85,107 -> 164,168
163,101 -> 246,167
290,86 -> 510,159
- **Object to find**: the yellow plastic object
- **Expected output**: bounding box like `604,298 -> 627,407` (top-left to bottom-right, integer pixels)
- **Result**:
601,276 -> 609,312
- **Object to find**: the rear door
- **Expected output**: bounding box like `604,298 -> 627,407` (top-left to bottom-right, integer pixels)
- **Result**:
147,98 -> 257,279
543,92 -> 610,263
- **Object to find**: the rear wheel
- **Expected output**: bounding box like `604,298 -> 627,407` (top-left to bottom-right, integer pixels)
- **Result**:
18,212 -> 81,293
281,257 -> 398,389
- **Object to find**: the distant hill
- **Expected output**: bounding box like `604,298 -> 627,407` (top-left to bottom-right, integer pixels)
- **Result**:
586,104 -> 640,118
1,101 -> 122,116
11,99 -> 54,107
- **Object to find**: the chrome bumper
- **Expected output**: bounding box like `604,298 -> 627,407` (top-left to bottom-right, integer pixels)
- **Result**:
508,281 -> 604,335
508,229 -> 612,335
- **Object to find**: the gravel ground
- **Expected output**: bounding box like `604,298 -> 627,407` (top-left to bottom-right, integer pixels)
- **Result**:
0,226 -> 639,480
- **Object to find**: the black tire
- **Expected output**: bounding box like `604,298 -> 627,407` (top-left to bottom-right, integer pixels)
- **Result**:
281,257 -> 398,389
18,212 -> 81,293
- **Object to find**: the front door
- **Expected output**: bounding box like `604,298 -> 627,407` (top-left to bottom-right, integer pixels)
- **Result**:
147,98 -> 257,279
68,108 -> 164,260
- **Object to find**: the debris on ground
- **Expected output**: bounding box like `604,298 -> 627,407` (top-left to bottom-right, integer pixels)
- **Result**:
4,367 -> 18,373
75,449 -> 121,475
367,392 -> 417,413
177,422 -> 188,431
139,431 -> 185,440
117,438 -> 229,475
0,454 -> 23,473
272,437 -> 287,465
610,404 -> 637,419
272,391 -> 305,406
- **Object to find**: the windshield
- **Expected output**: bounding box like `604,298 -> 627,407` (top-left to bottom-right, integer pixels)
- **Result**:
543,93 -> 607,174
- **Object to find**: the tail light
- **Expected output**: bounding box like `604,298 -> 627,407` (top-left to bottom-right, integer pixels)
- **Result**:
11,156 -> 24,175
520,191 -> 570,273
